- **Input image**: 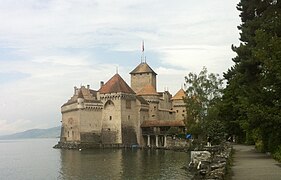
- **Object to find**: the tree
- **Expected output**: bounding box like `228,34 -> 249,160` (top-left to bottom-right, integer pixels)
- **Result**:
184,67 -> 224,142
221,0 -> 281,154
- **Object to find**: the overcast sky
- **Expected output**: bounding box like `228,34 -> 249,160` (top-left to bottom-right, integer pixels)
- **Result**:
0,0 -> 241,135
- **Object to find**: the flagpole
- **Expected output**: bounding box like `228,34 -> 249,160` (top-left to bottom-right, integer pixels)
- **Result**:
141,40 -> 144,63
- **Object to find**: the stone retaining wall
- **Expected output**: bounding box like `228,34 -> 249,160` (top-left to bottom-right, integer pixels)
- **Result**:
53,141 -> 131,149
165,136 -> 190,149
188,142 -> 233,179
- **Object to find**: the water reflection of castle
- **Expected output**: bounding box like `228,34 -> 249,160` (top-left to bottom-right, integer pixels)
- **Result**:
59,149 -> 189,179
59,55 -> 186,148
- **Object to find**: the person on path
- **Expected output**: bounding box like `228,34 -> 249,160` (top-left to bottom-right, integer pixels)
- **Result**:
207,136 -> 211,147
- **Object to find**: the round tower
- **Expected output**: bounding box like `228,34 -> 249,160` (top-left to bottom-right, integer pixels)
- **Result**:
77,89 -> 85,109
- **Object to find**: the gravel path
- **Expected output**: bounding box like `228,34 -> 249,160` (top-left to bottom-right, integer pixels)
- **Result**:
232,144 -> 281,180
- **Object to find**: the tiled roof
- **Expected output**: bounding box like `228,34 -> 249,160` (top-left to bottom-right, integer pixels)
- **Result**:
171,88 -> 186,100
141,120 -> 185,127
137,84 -> 159,96
99,73 -> 135,94
136,95 -> 149,105
62,86 -> 100,107
130,62 -> 157,75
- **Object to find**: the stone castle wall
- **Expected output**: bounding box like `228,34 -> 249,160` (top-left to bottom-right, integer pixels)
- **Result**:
100,94 -> 122,144
120,97 -> 138,145
61,110 -> 81,142
131,73 -> 156,93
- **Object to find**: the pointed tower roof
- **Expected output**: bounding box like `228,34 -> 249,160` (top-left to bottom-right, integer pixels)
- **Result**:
99,74 -> 135,94
137,84 -> 159,96
171,88 -> 186,100
130,62 -> 157,75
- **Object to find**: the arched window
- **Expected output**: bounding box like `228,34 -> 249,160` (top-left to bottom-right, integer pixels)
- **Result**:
104,100 -> 115,108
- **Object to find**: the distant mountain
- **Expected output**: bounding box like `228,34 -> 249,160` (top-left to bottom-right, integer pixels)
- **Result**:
0,126 -> 61,140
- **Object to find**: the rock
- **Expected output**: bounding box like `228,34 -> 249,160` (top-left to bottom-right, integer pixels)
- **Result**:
187,142 -> 233,180
206,167 -> 225,179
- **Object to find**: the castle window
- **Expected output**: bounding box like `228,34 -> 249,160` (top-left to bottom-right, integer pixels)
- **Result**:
154,106 -> 156,110
126,100 -> 131,109
183,110 -> 185,112
128,115 -> 130,120
108,128 -> 111,131
152,115 -> 155,117
109,116 -> 112,120
68,131 -> 69,137
182,114 -> 185,117
176,110 -> 179,113
72,131 -> 74,137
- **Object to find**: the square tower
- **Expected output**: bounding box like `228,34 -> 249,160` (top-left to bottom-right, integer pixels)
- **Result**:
130,62 -> 157,93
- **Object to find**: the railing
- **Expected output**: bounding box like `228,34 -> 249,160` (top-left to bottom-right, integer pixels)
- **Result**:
142,129 -> 170,135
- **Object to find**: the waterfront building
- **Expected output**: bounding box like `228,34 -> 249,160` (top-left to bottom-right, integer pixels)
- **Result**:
59,59 -> 186,148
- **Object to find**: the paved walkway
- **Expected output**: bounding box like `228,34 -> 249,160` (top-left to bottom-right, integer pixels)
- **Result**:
232,144 -> 281,180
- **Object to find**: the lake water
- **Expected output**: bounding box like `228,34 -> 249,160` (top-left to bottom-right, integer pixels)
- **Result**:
0,138 -> 192,180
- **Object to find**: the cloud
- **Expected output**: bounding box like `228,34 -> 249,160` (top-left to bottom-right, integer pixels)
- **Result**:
0,0 -> 241,134
0,72 -> 30,84
0,119 -> 32,136
157,45 -> 236,74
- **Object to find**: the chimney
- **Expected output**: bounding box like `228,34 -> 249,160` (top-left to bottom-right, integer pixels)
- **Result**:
87,84 -> 90,89
74,86 -> 78,95
100,81 -> 104,88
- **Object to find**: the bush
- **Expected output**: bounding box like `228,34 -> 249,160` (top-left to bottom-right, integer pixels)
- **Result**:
255,139 -> 264,152
273,145 -> 281,162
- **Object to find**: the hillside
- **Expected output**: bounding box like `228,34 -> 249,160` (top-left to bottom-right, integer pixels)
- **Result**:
0,126 -> 61,140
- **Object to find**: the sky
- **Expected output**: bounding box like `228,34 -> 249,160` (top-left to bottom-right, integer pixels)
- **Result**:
0,0 -> 241,135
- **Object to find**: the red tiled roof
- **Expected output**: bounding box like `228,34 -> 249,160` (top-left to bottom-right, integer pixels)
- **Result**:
171,88 -> 186,100
99,73 -> 135,94
130,62 -> 157,75
141,120 -> 185,127
137,84 -> 159,96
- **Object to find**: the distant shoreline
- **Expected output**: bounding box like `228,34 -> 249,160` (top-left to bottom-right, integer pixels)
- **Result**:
0,126 -> 60,140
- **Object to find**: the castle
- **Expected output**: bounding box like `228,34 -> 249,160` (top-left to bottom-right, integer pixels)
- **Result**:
59,61 -> 186,148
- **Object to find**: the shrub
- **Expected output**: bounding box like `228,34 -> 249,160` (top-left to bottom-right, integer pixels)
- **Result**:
273,145 -> 281,162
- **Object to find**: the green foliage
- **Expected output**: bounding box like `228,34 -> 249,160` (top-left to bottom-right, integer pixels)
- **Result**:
184,67 -> 224,141
204,103 -> 225,144
221,0 -> 281,153
273,145 -> 281,162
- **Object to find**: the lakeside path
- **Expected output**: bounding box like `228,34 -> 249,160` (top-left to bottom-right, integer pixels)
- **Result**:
232,144 -> 281,180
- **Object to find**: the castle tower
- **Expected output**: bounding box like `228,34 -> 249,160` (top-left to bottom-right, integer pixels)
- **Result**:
60,86 -> 103,144
137,84 -> 160,121
77,90 -> 85,109
171,88 -> 186,120
99,73 -> 139,145
130,62 -> 157,93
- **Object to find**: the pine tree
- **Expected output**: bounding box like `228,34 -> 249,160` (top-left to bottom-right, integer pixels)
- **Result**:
221,0 -> 281,154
